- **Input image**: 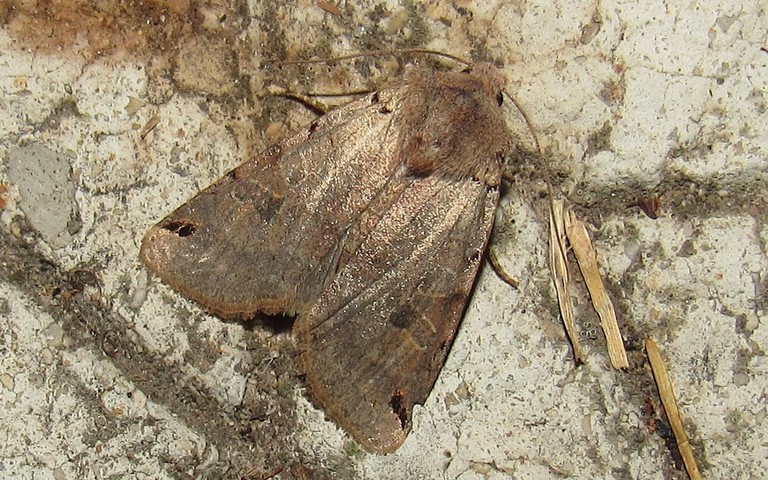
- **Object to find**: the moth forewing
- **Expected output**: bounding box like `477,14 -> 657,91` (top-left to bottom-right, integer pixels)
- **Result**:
295,65 -> 511,452
296,176 -> 500,452
140,87 -> 405,319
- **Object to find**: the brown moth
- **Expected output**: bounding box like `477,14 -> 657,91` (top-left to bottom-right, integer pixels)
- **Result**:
141,62 -> 514,453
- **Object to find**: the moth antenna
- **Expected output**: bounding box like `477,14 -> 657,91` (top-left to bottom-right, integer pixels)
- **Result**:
264,49 -> 472,103
502,90 -> 541,156
265,49 -> 471,68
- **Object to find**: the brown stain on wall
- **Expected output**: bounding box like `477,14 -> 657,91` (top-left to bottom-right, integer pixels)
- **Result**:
1,0 -> 204,59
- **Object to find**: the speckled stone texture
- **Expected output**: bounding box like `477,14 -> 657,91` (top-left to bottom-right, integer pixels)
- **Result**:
0,1 -> 765,479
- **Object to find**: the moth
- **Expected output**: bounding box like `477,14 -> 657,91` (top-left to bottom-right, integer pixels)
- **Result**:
141,62 -> 515,453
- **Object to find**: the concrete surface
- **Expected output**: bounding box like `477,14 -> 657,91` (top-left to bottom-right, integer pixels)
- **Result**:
1,1 -> 766,479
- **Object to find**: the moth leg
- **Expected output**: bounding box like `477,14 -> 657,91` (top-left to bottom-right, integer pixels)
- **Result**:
268,86 -> 373,116
487,247 -> 519,289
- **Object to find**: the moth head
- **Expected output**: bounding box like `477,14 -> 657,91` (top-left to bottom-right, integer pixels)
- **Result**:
468,62 -> 509,102
398,65 -> 510,186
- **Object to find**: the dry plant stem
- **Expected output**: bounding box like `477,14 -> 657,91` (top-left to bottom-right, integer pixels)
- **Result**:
140,115 -> 160,139
316,1 -> 342,17
548,198 -> 585,363
564,208 -> 629,369
645,338 -> 703,480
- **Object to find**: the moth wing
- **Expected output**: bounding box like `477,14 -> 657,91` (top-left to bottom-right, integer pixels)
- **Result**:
140,88 -> 404,318
296,174 -> 499,453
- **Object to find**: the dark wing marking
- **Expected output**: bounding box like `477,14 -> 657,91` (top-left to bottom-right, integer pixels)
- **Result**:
295,174 -> 499,452
140,86 -> 406,318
